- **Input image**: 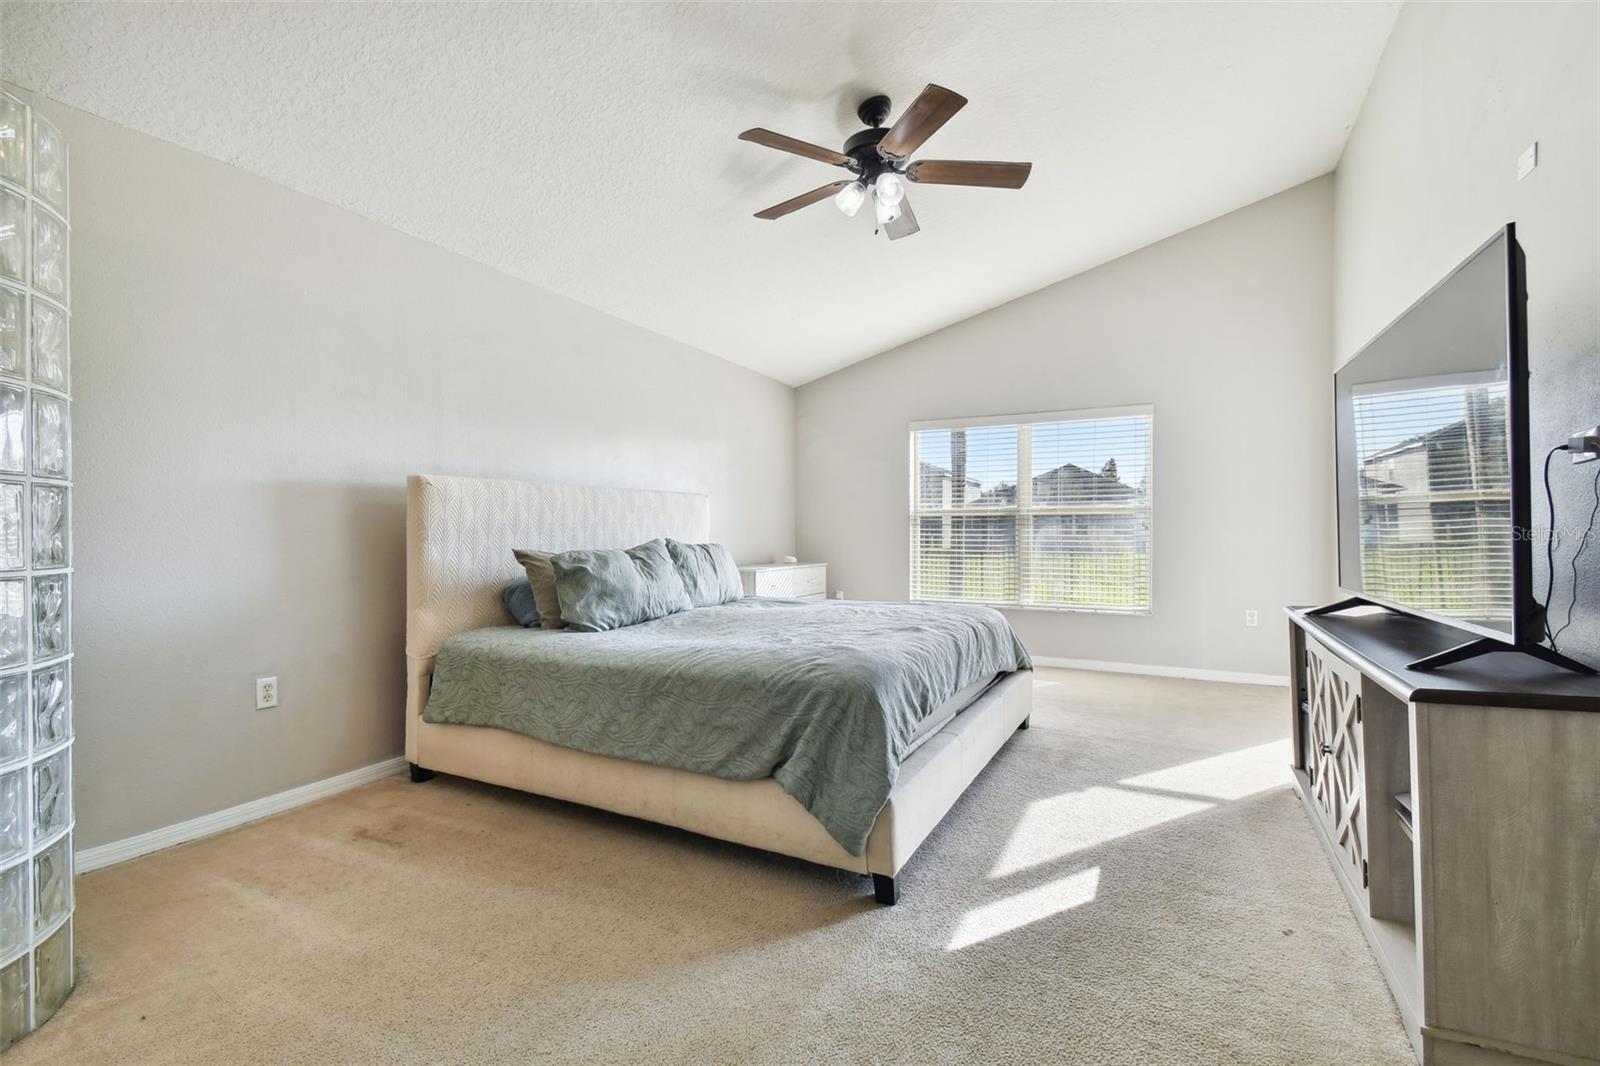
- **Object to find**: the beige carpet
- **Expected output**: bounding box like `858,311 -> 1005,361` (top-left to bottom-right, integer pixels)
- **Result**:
14,669 -> 1412,1065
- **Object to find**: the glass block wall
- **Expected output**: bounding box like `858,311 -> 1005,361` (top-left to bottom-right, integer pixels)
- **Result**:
0,89 -> 74,1051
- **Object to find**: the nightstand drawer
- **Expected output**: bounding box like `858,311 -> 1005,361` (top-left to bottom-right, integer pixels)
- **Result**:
741,563 -> 827,600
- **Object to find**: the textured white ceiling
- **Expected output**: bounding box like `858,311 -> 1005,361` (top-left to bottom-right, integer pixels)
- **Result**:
3,2 -> 1397,385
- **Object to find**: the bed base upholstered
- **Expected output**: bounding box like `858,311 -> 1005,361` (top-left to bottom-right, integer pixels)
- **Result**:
404,473 -> 1032,901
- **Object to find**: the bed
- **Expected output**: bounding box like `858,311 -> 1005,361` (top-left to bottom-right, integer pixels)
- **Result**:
404,473 -> 1034,903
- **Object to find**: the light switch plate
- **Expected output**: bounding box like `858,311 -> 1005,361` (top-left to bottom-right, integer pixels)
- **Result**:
1517,142 -> 1538,180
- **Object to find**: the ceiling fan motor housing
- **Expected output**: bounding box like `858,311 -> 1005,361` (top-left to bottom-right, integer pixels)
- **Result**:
843,126 -> 897,182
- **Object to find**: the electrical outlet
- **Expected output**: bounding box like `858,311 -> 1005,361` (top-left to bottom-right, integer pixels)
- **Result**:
255,676 -> 279,710
1244,610 -> 1259,628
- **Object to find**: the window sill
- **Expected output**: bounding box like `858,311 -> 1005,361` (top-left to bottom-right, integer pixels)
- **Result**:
912,598 -> 1152,617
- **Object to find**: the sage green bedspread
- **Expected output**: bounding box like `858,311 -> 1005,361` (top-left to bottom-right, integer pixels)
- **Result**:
422,598 -> 1031,855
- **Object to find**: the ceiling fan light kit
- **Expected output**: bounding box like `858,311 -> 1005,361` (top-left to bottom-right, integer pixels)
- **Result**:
738,83 -> 1032,241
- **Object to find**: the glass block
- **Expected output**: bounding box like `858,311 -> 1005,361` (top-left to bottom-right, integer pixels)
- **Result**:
0,189 -> 21,285
0,860 -> 24,960
0,674 -> 22,763
31,486 -> 65,570
32,835 -> 69,932
30,393 -> 66,479
33,919 -> 69,1028
0,581 -> 21,670
0,287 -> 21,377
29,299 -> 65,391
0,954 -> 26,1050
0,483 -> 18,572
30,114 -> 67,218
0,386 -> 22,476
0,769 -> 20,865
0,94 -> 25,189
31,665 -> 67,750
30,210 -> 66,306
32,753 -> 67,843
31,575 -> 65,659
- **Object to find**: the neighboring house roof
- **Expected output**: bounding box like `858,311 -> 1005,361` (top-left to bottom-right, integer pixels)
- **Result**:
919,462 -> 980,491
1362,418 -> 1467,465
975,463 -> 1140,506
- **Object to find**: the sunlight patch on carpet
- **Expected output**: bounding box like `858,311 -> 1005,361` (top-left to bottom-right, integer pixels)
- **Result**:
947,868 -> 1101,950
1118,739 -> 1291,801
990,787 -> 1211,878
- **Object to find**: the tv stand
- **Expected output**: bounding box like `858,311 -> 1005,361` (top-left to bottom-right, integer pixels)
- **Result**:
1285,607 -> 1600,1064
1409,635 -> 1597,675
1306,596 -> 1393,616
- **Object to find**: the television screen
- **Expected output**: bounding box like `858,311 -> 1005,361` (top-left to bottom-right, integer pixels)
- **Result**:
1333,227 -> 1529,641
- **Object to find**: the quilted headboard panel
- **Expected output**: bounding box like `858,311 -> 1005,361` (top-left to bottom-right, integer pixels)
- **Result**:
405,474 -> 710,660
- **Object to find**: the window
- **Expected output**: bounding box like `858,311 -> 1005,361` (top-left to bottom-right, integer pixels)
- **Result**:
910,406 -> 1153,612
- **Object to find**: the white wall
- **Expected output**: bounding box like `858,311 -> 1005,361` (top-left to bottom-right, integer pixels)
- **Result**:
26,92 -> 796,848
1334,2 -> 1599,667
797,178 -> 1335,679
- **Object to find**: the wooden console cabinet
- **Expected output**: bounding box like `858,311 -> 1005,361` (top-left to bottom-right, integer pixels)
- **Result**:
1287,607 -> 1600,1066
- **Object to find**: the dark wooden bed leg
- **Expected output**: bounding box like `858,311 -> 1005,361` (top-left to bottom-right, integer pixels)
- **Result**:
409,763 -> 434,783
1018,716 -> 1030,730
872,874 -> 898,906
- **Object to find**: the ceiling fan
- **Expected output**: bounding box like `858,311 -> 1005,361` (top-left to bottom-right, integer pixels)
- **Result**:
738,84 -> 1032,241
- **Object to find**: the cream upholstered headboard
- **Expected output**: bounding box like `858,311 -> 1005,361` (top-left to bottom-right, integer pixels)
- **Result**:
405,473 -> 710,661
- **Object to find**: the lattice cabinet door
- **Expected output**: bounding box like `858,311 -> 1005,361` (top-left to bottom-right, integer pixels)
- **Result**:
1304,638 -> 1367,897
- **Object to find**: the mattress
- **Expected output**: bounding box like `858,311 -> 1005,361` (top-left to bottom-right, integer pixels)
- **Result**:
421,598 -> 1031,854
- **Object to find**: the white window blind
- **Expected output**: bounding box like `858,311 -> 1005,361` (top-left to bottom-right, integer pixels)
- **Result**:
1351,378 -> 1511,623
909,407 -> 1153,612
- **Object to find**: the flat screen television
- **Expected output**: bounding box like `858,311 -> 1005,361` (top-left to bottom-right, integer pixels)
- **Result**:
1328,224 -> 1587,672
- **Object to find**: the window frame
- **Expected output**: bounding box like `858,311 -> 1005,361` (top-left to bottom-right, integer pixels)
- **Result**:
907,404 -> 1155,615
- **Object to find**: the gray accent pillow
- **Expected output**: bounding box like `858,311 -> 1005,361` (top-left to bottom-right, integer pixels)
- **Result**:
550,538 -> 692,632
666,539 -> 743,607
502,578 -> 542,628
512,549 -> 565,630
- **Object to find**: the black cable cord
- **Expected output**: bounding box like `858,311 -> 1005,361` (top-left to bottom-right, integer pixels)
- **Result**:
1552,461 -> 1600,647
1542,445 -> 1563,647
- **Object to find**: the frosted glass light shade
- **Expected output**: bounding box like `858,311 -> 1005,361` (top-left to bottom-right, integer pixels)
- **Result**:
0,89 -> 74,1051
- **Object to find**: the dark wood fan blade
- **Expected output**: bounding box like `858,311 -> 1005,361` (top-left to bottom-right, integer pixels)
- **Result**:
878,84 -> 967,158
884,195 -> 920,241
908,160 -> 1032,189
738,128 -> 853,167
754,181 -> 852,220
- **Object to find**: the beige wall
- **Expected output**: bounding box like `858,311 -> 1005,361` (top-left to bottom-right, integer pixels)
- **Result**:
27,93 -> 797,849
796,178 -> 1336,679
1334,2 -> 1599,667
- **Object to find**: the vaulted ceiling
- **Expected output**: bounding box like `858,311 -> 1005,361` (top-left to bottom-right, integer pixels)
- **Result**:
4,2 -> 1398,384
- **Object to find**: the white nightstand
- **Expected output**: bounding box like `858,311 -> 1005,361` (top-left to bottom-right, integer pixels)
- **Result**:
740,562 -> 827,602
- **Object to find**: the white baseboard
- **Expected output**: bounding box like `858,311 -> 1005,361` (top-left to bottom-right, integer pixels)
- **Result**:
1031,655 -> 1289,687
75,756 -> 408,874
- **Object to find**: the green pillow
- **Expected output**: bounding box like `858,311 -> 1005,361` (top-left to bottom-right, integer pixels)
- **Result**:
550,538 -> 692,632
511,549 -> 565,629
666,539 -> 744,607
